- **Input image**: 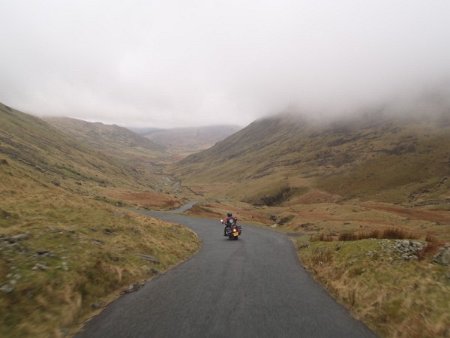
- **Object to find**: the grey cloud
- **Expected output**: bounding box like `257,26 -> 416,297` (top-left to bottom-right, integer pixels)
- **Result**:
1,0 -> 450,127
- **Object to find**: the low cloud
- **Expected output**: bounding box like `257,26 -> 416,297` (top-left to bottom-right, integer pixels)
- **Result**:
1,0 -> 449,127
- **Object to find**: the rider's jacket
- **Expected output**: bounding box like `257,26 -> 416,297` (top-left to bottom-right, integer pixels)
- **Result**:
224,216 -> 237,227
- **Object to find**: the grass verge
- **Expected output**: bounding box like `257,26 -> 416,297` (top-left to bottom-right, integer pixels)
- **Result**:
0,185 -> 200,337
298,238 -> 450,338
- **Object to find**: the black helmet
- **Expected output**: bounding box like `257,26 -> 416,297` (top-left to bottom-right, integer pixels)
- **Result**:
227,212 -> 232,217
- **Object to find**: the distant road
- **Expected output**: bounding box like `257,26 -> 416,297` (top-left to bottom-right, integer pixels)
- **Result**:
76,209 -> 377,338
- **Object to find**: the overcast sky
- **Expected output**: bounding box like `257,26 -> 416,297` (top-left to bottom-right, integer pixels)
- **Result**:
1,1 -> 450,128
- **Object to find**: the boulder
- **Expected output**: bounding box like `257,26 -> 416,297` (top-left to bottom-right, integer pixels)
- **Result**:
393,240 -> 425,260
0,284 -> 14,293
433,244 -> 450,266
138,254 -> 160,263
32,263 -> 49,271
4,233 -> 30,243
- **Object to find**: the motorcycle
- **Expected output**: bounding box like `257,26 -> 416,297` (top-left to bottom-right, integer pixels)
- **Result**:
221,218 -> 242,240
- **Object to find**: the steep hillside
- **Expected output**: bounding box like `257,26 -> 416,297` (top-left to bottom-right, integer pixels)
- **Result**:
44,117 -> 174,188
0,103 -> 199,336
1,105 -> 129,190
142,125 -> 241,157
1,103 -> 184,205
45,117 -> 165,156
175,110 -> 450,205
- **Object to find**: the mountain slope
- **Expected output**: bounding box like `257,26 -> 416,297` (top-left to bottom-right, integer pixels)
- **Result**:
44,117 -> 171,186
1,104 -> 130,190
174,105 -> 450,338
175,110 -> 450,205
45,117 -> 165,155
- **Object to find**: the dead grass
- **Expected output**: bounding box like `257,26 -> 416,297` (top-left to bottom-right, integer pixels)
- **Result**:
417,234 -> 446,261
337,228 -> 419,241
382,228 -> 418,239
311,233 -> 334,242
338,232 -> 359,241
106,189 -> 183,210
0,164 -> 200,337
309,246 -> 333,265
290,189 -> 341,204
184,181 -> 450,338
299,239 -> 450,338
366,202 -> 450,224
0,204 -> 200,337
185,204 -> 223,218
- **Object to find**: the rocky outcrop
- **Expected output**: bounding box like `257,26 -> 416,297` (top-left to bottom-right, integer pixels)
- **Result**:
1,233 -> 30,243
433,244 -> 450,266
393,240 -> 425,260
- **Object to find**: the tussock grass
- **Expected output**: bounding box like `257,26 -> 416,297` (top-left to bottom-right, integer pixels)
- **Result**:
309,246 -> 333,265
0,198 -> 199,337
0,163 -> 199,337
299,239 -> 450,338
381,228 -> 417,240
335,228 -> 419,242
311,227 -> 421,243
311,233 -> 334,242
417,234 -> 446,261
338,232 -> 359,241
243,184 -> 307,206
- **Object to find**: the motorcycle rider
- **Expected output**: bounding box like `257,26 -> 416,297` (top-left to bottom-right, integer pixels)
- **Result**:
223,212 -> 238,236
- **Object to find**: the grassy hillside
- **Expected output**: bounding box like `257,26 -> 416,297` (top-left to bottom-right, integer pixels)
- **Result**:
44,117 -> 165,157
174,105 -> 450,338
44,115 -> 188,206
0,103 -> 199,336
1,105 -> 166,194
175,111 -> 450,205
43,117 -> 180,193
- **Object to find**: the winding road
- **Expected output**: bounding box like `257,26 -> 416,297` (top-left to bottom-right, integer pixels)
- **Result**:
76,208 -> 377,338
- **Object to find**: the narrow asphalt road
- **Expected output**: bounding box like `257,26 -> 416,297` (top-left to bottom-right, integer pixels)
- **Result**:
76,208 -> 377,338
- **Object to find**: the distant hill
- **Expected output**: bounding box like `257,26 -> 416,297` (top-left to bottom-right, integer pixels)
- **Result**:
45,117 -> 165,157
128,127 -> 162,135
141,125 -> 241,157
175,109 -> 450,205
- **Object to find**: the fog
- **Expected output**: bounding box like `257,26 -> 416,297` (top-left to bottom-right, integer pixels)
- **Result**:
1,1 -> 449,128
